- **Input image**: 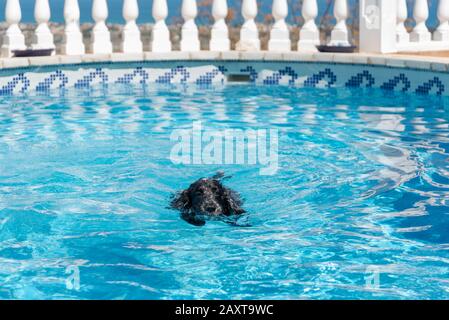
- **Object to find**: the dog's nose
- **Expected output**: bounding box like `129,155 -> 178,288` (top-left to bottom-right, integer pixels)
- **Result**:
206,206 -> 216,213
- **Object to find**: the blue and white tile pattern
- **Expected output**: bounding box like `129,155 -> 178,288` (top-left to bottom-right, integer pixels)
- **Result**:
0,61 -> 448,96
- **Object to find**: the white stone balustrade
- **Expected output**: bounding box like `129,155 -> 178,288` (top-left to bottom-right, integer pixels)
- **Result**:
434,0 -> 449,41
268,0 -> 291,51
411,0 -> 431,42
299,0 -> 320,51
151,0 -> 171,52
122,0 -> 142,53
399,0 -> 449,51
210,0 -> 230,51
236,0 -> 260,51
62,0 -> 85,55
1,0 -> 27,57
361,0 -> 449,53
32,0 -> 55,53
91,0 -> 113,54
397,0 -> 409,44
180,0 -> 200,52
330,0 -> 350,46
2,0 -> 449,58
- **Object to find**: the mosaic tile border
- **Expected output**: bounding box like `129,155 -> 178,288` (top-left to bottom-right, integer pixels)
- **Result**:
0,60 -> 447,96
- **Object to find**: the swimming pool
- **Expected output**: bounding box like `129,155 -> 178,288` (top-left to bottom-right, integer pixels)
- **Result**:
0,82 -> 448,300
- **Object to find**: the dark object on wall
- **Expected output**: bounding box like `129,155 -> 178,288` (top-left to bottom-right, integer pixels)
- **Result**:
12,48 -> 54,58
317,45 -> 357,53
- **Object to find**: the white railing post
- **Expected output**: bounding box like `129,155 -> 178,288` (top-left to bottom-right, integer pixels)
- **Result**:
397,0 -> 409,43
62,0 -> 85,55
411,0 -> 431,42
151,0 -> 171,52
359,0 -> 397,53
434,0 -> 449,41
268,0 -> 291,51
122,0 -> 142,53
91,0 -> 113,54
210,0 -> 230,51
1,0 -> 26,57
32,0 -> 55,53
180,0 -> 200,51
236,0 -> 260,51
330,0 -> 350,46
298,0 -> 319,51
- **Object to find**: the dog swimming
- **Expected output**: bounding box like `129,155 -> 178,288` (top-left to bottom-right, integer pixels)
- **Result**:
170,172 -> 247,226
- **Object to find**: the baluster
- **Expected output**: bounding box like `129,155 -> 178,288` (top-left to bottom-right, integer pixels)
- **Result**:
210,0 -> 230,51
330,0 -> 350,46
298,0 -> 319,51
151,0 -> 171,52
434,0 -> 449,41
32,0 -> 55,53
62,0 -> 85,55
181,0 -> 200,51
411,0 -> 431,42
236,0 -> 260,51
91,0 -> 113,54
1,0 -> 26,57
397,0 -> 409,43
268,0 -> 291,51
122,0 -> 142,53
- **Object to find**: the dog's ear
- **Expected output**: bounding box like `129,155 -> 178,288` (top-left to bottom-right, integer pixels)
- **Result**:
223,188 -> 246,215
212,171 -> 232,181
212,171 -> 225,180
170,190 -> 191,211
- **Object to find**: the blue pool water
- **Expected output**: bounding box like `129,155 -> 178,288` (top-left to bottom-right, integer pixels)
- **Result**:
0,84 -> 449,299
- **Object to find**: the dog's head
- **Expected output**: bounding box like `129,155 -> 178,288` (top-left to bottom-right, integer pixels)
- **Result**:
171,177 -> 245,226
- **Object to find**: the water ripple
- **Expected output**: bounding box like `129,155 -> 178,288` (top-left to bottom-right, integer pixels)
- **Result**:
0,85 -> 449,299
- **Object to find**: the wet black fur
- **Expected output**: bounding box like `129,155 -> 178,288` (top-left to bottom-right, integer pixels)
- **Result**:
170,173 -> 246,226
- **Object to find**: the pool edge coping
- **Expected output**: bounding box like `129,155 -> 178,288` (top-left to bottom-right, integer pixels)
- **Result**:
0,52 -> 448,73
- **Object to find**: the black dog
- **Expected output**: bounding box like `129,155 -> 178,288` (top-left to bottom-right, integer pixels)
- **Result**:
170,173 -> 246,226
